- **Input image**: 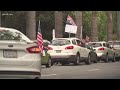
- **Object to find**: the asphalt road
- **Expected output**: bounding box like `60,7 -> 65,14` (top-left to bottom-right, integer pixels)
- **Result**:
41,61 -> 120,79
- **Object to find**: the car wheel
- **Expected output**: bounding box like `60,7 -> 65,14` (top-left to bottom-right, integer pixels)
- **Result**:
105,54 -> 109,62
61,62 -> 67,66
112,54 -> 116,62
85,54 -> 91,65
46,57 -> 52,68
93,54 -> 98,63
74,54 -> 80,65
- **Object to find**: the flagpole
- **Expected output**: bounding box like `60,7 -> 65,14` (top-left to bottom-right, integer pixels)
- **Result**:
69,33 -> 71,38
80,26 -> 83,40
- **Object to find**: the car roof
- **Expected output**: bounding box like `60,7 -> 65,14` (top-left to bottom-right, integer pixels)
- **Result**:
89,41 -> 107,43
53,37 -> 80,40
109,41 -> 120,42
0,27 -> 19,32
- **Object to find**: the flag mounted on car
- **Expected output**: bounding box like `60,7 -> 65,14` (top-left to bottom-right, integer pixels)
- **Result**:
66,15 -> 76,26
37,20 -> 44,56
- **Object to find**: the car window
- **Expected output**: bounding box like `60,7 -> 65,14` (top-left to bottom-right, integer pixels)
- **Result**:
76,40 -> 81,44
103,43 -> 107,47
0,29 -> 31,42
51,39 -> 71,46
88,43 -> 102,47
113,42 -> 120,47
72,39 -> 77,45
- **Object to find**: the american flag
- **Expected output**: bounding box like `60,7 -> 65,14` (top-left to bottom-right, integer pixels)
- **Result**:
66,15 -> 76,26
37,20 -> 44,54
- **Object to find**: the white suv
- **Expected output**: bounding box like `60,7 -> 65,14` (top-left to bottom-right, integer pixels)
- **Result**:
47,38 -> 97,65
88,41 -> 116,62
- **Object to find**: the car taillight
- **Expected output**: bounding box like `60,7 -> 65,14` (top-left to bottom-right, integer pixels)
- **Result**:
26,46 -> 40,53
98,47 -> 105,50
47,46 -> 53,50
65,46 -> 74,49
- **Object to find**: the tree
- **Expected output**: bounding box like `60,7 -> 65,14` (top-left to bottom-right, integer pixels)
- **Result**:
25,11 -> 36,40
75,11 -> 82,39
107,11 -> 113,41
91,11 -> 98,41
117,11 -> 120,40
55,11 -> 63,38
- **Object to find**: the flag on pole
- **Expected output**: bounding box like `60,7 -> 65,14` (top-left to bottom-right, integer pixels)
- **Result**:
66,15 -> 76,26
37,20 -> 44,55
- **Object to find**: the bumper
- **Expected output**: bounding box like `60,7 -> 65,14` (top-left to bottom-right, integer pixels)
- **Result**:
0,71 -> 41,79
51,55 -> 76,63
97,53 -> 106,60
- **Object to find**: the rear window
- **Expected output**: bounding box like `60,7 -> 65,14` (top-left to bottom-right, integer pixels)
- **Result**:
88,43 -> 102,47
113,42 -> 120,47
0,29 -> 31,42
51,39 -> 71,46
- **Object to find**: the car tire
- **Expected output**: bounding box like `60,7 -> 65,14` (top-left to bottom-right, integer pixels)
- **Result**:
85,54 -> 91,65
105,54 -> 109,62
112,54 -> 116,62
46,57 -> 52,68
74,54 -> 80,65
93,54 -> 98,63
61,62 -> 67,66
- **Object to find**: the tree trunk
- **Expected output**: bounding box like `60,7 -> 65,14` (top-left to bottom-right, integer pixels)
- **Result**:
26,11 -> 36,40
55,11 -> 63,38
91,11 -> 98,42
107,11 -> 113,41
75,11 -> 82,39
0,11 -> 1,27
117,11 -> 120,40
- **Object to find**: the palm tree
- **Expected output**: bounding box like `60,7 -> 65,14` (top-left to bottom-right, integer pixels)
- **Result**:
91,11 -> 98,41
107,11 -> 113,41
117,11 -> 120,40
26,11 -> 36,40
55,11 -> 63,38
75,11 -> 82,39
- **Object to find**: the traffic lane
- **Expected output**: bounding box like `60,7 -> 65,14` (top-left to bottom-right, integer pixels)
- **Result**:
41,61 -> 120,79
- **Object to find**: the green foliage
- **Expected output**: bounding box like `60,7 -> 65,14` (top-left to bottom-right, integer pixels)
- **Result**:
82,11 -> 92,37
37,11 -> 54,41
97,11 -> 107,41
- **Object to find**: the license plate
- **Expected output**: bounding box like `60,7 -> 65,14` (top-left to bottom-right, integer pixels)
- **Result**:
3,50 -> 17,58
56,50 -> 61,53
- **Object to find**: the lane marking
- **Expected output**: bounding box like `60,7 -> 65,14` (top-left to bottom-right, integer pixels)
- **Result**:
41,74 -> 57,77
88,69 -> 100,71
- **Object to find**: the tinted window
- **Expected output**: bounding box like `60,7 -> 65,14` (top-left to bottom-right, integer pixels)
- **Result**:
103,43 -> 107,47
52,39 -> 71,46
72,39 -> 77,45
0,29 -> 31,42
89,43 -> 102,47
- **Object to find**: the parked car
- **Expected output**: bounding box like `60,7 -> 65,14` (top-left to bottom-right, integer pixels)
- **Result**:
88,41 -> 116,62
108,41 -> 120,61
84,44 -> 98,63
41,40 -> 52,68
0,27 -> 41,79
47,38 -> 97,65
33,39 -> 52,68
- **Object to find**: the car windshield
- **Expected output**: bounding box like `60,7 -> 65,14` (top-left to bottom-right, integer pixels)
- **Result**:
0,29 -> 31,42
88,43 -> 102,47
51,39 -> 71,46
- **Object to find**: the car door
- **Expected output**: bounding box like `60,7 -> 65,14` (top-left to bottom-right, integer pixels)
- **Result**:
76,40 -> 89,59
106,43 -> 114,59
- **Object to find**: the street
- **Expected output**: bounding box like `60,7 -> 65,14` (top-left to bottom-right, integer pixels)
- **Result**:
41,61 -> 120,79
